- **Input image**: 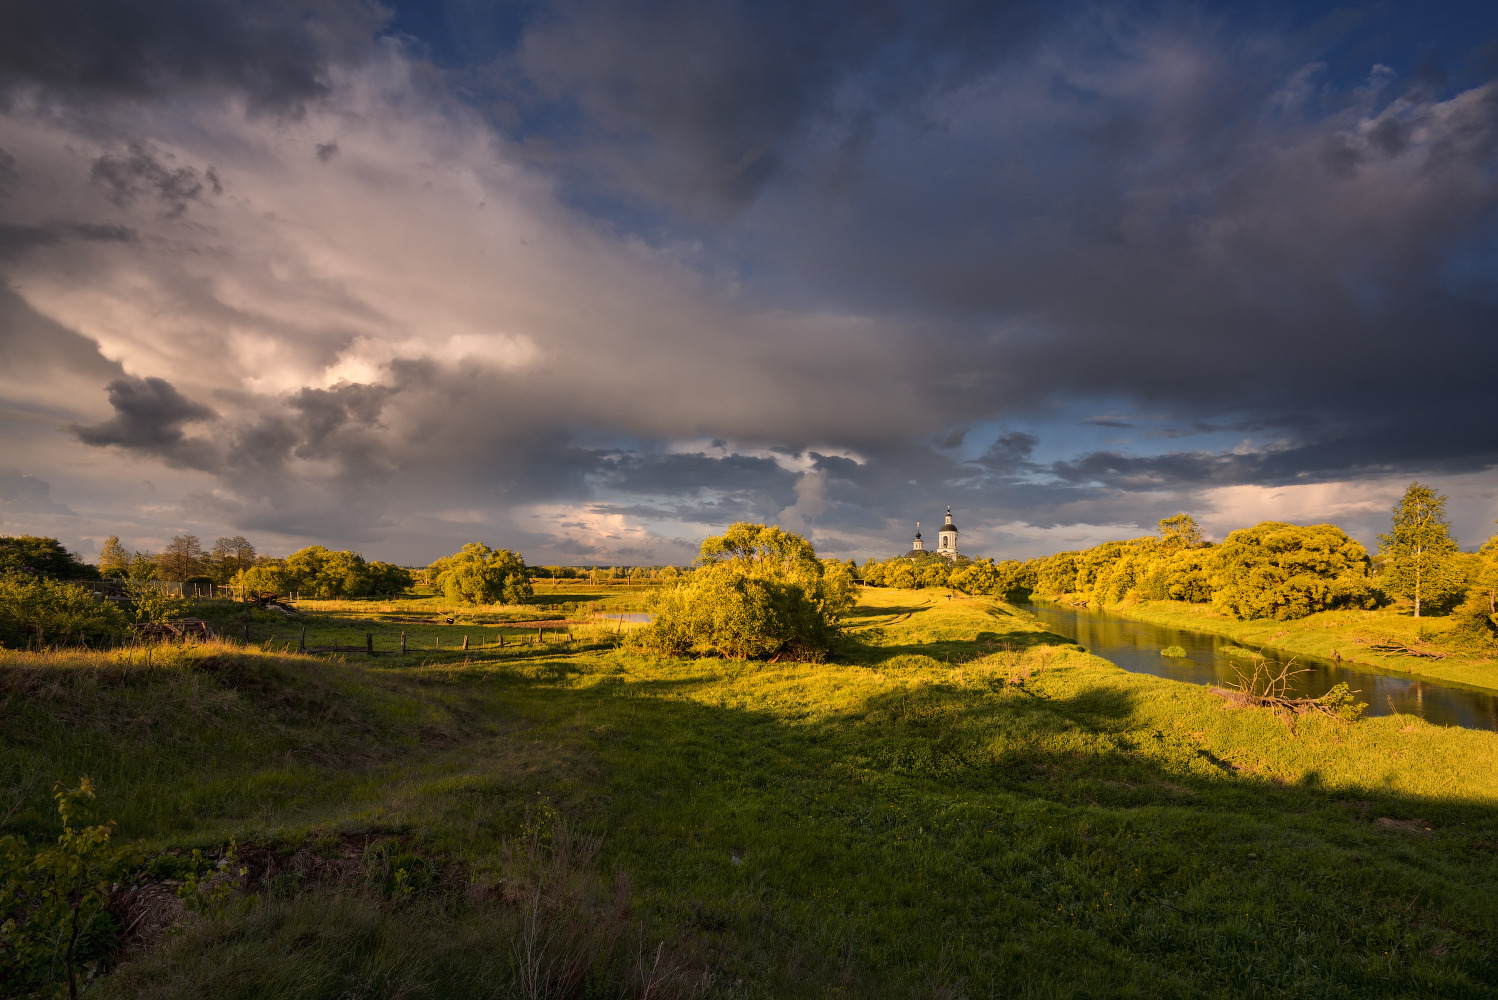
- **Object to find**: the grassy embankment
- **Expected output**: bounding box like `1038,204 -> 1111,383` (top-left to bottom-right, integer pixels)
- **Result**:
3,587 -> 1496,997
1062,597 -> 1498,691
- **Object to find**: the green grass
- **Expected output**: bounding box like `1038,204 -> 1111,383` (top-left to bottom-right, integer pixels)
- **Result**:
184,585 -> 649,659
1087,597 -> 1498,691
3,587 -> 1496,997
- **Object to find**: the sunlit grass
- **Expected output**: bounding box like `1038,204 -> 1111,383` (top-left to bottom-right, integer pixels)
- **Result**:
2,588 -> 1495,997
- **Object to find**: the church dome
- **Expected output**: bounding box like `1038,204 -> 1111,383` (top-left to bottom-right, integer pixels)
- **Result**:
940,521 -> 958,533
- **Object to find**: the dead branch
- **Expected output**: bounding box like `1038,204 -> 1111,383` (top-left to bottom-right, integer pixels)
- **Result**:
1367,641 -> 1447,660
1211,654 -> 1363,731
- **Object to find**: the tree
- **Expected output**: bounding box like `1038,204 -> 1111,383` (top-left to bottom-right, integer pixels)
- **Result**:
1158,513 -> 1204,549
210,536 -> 256,582
97,536 -> 130,578
634,523 -> 854,660
127,551 -> 157,581
0,537 -> 97,579
1378,482 -> 1460,617
429,544 -> 531,605
285,545 -> 385,599
1475,521 -> 1498,616
1211,522 -> 1375,620
156,534 -> 204,582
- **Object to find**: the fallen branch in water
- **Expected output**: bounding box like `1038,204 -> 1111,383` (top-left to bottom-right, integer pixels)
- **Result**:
1210,655 -> 1365,732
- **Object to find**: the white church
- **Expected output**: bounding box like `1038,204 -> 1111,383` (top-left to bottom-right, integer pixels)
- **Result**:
905,506 -> 960,561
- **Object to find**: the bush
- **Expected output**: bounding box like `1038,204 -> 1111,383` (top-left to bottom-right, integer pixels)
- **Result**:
0,575 -> 128,648
1160,646 -> 1187,658
429,544 -> 532,605
633,523 -> 855,660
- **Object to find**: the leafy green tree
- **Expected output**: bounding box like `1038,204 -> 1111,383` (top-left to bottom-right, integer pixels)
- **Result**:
97,536 -> 130,579
1477,521 -> 1498,616
430,544 -> 532,605
367,561 -> 414,596
124,551 -> 155,581
1035,551 -> 1080,595
0,537 -> 97,579
1378,482 -> 1461,617
1211,522 -> 1375,620
285,545 -> 388,599
634,523 -> 853,660
1158,513 -> 1204,549
234,563 -> 293,598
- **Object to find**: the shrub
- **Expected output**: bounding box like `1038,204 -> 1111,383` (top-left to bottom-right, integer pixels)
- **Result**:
1160,646 -> 1187,658
0,778 -> 138,999
633,523 -> 854,660
0,575 -> 128,648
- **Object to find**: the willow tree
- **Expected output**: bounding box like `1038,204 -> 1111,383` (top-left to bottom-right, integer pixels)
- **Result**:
1378,482 -> 1459,617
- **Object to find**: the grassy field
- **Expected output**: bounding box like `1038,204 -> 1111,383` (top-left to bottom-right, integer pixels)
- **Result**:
1076,597 -> 1498,692
187,582 -> 661,657
3,587 -> 1496,998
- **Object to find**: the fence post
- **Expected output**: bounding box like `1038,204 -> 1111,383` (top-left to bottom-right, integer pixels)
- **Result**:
243,622 -> 250,645
462,634 -> 468,650
366,632 -> 373,656
400,631 -> 407,656
498,633 -> 504,647
299,627 -> 306,654
537,628 -> 543,645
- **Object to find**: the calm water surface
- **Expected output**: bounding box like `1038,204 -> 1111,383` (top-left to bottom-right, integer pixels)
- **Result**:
1018,600 -> 1498,732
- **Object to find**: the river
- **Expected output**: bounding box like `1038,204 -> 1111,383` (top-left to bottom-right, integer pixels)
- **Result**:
1018,600 -> 1498,732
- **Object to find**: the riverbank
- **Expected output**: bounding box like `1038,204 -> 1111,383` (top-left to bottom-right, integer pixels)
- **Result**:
1038,595 -> 1498,693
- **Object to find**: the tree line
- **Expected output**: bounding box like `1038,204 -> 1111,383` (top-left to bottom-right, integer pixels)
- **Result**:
861,482 -> 1498,640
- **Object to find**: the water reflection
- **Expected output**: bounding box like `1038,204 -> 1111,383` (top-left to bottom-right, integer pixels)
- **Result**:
1018,601 -> 1498,732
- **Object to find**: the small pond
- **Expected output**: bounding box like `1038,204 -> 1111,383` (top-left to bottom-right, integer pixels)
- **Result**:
599,613 -> 653,624
1018,600 -> 1498,732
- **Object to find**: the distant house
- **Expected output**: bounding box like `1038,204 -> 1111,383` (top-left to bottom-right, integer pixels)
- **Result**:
906,507 -> 960,562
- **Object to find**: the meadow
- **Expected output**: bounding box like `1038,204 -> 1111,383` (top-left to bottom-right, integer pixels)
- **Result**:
3,586 -> 1495,998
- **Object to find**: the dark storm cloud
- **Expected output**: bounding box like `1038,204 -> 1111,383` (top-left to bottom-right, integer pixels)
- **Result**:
0,0 -> 383,113
71,376 -> 219,467
599,451 -> 795,499
90,143 -> 220,216
0,221 -> 137,261
511,0 -> 1038,209
0,285 -> 123,383
975,432 -> 1039,474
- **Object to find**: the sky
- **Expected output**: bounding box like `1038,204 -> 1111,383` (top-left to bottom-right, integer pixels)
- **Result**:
1,0 -> 1496,567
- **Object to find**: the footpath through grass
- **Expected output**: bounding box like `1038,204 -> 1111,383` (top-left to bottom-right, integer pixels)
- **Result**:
1080,597 -> 1498,692
2,588 -> 1496,998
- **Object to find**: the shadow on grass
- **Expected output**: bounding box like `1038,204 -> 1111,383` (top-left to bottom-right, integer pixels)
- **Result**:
5,647 -> 1497,999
